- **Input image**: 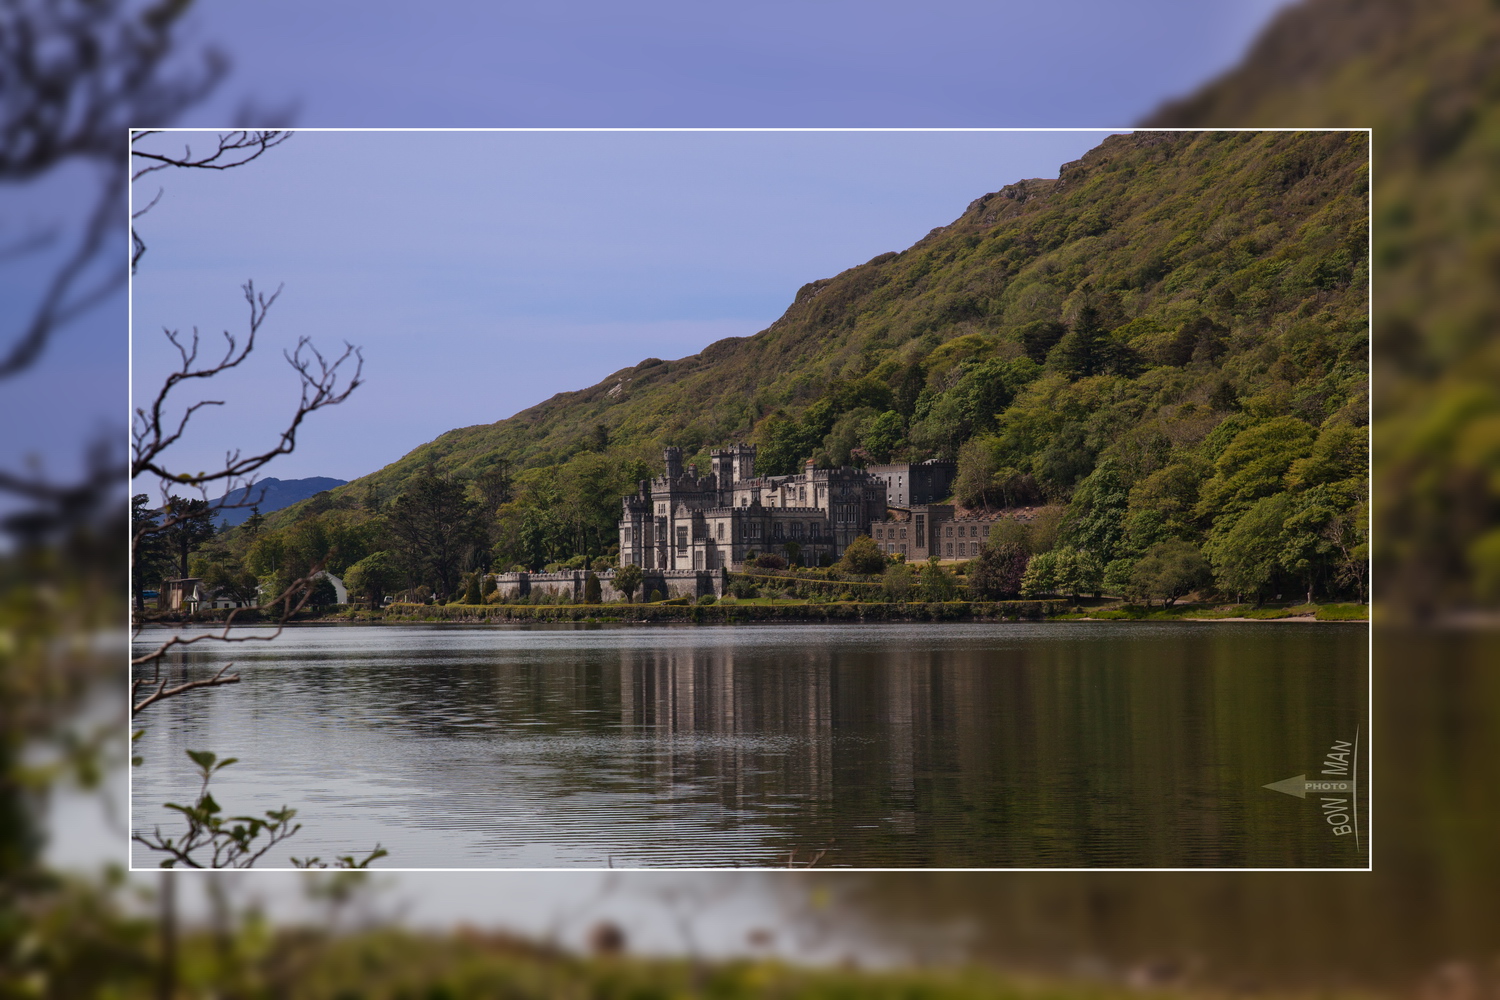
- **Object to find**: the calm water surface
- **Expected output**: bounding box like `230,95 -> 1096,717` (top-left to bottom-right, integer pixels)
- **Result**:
131,621 -> 1367,868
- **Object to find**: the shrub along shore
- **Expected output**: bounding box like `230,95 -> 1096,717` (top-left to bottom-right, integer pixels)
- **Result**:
153,598 -> 1368,626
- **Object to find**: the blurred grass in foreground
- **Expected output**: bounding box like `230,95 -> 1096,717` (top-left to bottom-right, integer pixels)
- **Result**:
7,0 -> 1500,995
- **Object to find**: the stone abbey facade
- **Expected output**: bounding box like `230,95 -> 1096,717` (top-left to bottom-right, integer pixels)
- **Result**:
618,445 -> 888,571
869,504 -> 1042,562
865,459 -> 957,509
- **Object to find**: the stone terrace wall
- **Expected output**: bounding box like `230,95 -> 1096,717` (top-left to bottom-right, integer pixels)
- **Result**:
492,568 -> 726,602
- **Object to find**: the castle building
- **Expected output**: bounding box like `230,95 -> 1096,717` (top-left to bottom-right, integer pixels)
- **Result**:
619,444 -> 888,571
869,505 -> 1035,561
864,459 -> 957,509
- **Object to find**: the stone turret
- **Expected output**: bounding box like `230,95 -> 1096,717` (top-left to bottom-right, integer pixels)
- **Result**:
710,448 -> 732,484
729,443 -> 755,482
623,440 -> 880,573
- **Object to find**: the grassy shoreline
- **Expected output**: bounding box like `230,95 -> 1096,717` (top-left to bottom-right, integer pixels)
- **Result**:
145,600 -> 1368,626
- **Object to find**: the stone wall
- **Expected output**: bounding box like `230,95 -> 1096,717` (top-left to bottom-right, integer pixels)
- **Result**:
492,567 -> 726,602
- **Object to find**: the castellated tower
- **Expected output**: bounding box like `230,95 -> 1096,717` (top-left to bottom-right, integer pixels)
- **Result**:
710,447 -> 732,484
709,443 -> 756,486
730,443 -> 755,482
622,440 -> 880,572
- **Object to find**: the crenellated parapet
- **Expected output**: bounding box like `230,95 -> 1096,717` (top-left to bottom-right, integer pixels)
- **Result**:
618,445 -> 887,571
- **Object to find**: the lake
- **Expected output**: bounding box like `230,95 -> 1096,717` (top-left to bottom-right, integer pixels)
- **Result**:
130,621 -> 1367,869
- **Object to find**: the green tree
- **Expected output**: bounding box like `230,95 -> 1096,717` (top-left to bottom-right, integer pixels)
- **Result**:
1129,539 -> 1211,607
307,576 -> 338,611
1026,506 -> 1067,554
1022,546 -> 1100,599
1018,318 -> 1066,363
1205,493 -> 1292,603
882,561 -> 916,602
189,543 -> 259,606
953,437 -> 1002,509
614,562 -> 644,602
1277,486 -> 1349,604
1048,305 -> 1134,379
968,541 -> 1028,599
1061,460 -> 1129,563
474,459 -> 514,516
756,411 -> 819,476
1195,417 -> 1316,528
161,494 -> 216,578
462,570 -> 483,605
1035,422 -> 1095,495
1020,549 -> 1059,597
907,391 -> 970,459
919,558 -> 957,601
952,358 -> 1035,432
987,517 -> 1033,554
818,406 -> 878,467
344,551 -> 399,610
1324,499 -> 1369,603
1126,460 -> 1206,543
839,535 -> 886,575
387,467 -> 483,600
1104,557 -> 1137,598
583,570 -> 602,604
1060,548 -> 1105,600
1284,422 -> 1368,492
130,493 -> 172,610
862,410 -> 906,462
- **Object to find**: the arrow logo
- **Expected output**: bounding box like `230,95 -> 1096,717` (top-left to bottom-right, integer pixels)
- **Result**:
1263,774 -> 1308,798
1262,730 -> 1362,850
1262,774 -> 1356,798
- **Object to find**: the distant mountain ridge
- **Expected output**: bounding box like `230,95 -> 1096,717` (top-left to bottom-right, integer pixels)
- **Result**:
214,477 -> 347,526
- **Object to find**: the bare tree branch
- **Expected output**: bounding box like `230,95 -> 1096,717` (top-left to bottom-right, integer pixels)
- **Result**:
131,129 -> 291,182
126,140 -> 361,719
128,130 -> 292,270
0,1 -> 231,560
131,563 -> 330,717
131,281 -> 364,493
0,0 -> 226,382
130,663 -> 241,718
0,3 -> 226,181
0,161 -> 125,378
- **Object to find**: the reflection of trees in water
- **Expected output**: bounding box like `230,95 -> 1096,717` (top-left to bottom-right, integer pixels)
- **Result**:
841,633 -> 1495,992
155,627 -> 1366,868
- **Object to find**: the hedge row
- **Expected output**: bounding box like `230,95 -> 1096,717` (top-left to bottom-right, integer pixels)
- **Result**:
380,600 -> 1067,624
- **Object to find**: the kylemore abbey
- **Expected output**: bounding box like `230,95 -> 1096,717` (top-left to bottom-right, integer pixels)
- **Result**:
617,444 -> 1006,572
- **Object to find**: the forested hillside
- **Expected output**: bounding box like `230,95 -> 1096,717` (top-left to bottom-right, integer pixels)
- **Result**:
237,130 -> 1368,604
1144,0 -> 1499,615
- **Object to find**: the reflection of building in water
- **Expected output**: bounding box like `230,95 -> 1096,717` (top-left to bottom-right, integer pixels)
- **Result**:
884,658 -> 918,834
609,644 -> 999,844
616,644 -> 835,812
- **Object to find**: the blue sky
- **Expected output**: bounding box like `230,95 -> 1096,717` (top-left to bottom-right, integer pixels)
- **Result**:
2,0 -> 1297,495
130,129 -> 1119,482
